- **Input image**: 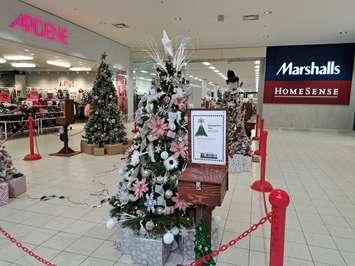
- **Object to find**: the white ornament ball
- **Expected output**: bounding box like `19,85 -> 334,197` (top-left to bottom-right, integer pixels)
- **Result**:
156,176 -> 164,184
171,227 -> 180,236
145,220 -> 155,231
160,151 -> 169,160
106,218 -> 117,230
169,123 -> 176,130
165,190 -> 173,199
163,232 -> 174,245
156,206 -> 165,215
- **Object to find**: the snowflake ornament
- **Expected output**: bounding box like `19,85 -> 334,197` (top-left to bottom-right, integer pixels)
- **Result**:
144,193 -> 156,213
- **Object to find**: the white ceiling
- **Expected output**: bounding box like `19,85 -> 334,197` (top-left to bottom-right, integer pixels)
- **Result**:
0,39 -> 96,71
23,0 -> 355,49
133,60 -> 259,90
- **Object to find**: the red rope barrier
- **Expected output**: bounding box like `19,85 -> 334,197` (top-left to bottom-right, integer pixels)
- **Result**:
0,226 -> 56,266
0,122 -> 28,145
185,213 -> 272,266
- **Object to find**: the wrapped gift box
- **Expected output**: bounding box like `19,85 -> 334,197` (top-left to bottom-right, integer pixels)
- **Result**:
179,216 -> 220,264
0,182 -> 9,206
7,175 -> 26,198
116,226 -> 170,266
229,154 -> 252,173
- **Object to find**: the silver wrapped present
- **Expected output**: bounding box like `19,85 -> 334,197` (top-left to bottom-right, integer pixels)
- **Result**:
179,217 -> 220,264
116,226 -> 170,266
229,154 -> 252,173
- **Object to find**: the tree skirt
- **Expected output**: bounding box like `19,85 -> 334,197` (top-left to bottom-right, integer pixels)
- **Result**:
229,154 -> 252,173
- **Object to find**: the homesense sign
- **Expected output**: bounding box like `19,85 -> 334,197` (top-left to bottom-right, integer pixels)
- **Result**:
263,44 -> 354,104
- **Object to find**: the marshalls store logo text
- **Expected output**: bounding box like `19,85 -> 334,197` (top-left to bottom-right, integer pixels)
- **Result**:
276,61 -> 340,76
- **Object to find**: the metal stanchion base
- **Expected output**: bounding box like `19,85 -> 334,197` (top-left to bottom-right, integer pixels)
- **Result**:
23,153 -> 41,161
251,180 -> 273,192
50,146 -> 80,157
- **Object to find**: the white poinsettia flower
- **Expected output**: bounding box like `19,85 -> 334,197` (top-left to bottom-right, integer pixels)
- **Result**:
164,156 -> 178,170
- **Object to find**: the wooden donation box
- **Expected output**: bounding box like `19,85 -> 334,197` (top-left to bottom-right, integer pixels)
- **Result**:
179,109 -> 228,236
50,99 -> 79,156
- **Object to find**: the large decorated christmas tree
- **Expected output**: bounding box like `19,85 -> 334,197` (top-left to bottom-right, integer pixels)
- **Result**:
82,54 -> 126,147
223,70 -> 251,157
109,31 -> 194,237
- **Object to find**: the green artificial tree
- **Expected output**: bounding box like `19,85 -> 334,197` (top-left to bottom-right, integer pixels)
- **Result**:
109,31 -> 194,238
80,90 -> 92,106
194,221 -> 216,265
0,146 -> 23,181
82,54 -> 127,147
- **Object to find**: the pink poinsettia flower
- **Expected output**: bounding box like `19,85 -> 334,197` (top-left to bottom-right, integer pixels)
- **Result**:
132,178 -> 148,199
147,116 -> 169,141
172,193 -> 191,212
172,95 -> 187,111
170,141 -> 188,159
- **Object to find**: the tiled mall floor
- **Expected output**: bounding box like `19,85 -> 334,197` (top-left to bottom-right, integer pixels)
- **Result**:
1,124 -> 355,265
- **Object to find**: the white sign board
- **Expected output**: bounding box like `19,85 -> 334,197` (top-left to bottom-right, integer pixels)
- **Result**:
190,109 -> 227,165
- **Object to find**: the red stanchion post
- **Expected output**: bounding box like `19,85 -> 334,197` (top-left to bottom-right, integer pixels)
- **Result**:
252,114 -> 260,141
23,116 -> 41,161
253,118 -> 264,156
269,189 -> 290,266
251,130 -> 273,192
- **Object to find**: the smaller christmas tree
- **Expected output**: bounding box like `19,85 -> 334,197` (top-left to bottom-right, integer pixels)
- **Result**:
195,118 -> 208,137
82,53 -> 127,147
194,221 -> 216,265
0,146 -> 23,181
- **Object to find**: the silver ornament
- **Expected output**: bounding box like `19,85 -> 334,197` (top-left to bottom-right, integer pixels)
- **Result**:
156,206 -> 165,215
156,176 -> 164,184
145,220 -> 155,231
160,151 -> 169,160
140,167 -> 151,178
165,190 -> 173,199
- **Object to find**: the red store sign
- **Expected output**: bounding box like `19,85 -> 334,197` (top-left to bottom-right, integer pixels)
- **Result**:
9,13 -> 69,45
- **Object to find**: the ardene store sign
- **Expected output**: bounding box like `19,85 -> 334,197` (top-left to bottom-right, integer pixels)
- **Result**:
9,13 -> 69,46
264,44 -> 355,105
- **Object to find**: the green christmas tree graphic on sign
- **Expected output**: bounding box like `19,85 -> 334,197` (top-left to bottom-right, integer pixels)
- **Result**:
195,118 -> 208,137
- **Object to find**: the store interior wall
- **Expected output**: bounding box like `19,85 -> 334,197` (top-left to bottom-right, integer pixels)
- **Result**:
26,72 -> 96,91
262,58 -> 355,130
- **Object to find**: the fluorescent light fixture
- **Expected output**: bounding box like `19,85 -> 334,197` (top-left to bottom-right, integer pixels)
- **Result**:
46,60 -> 71,68
11,62 -> 36,68
209,66 -> 216,70
4,54 -> 34,60
0,58 -> 6,63
70,67 -> 92,71
132,70 -> 136,73
254,60 -> 260,65
213,69 -> 219,73
140,70 -> 148,73
150,73 -> 156,76
202,62 -> 211,66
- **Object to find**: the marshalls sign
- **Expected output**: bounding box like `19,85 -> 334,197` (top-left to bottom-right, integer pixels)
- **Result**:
263,44 -> 354,104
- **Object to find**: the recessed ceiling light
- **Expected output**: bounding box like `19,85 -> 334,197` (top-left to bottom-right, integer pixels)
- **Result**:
202,62 -> 211,66
132,70 -> 136,73
46,60 -> 71,68
140,70 -> 148,73
112,23 -> 129,29
255,65 -> 260,69
4,54 -> 33,60
150,73 -> 156,76
24,49 -> 29,52
11,62 -> 36,68
0,58 -> 6,63
264,10 -> 272,15
243,14 -> 259,21
254,60 -> 260,65
70,67 -> 91,71
213,69 -> 219,73
209,66 -> 216,70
